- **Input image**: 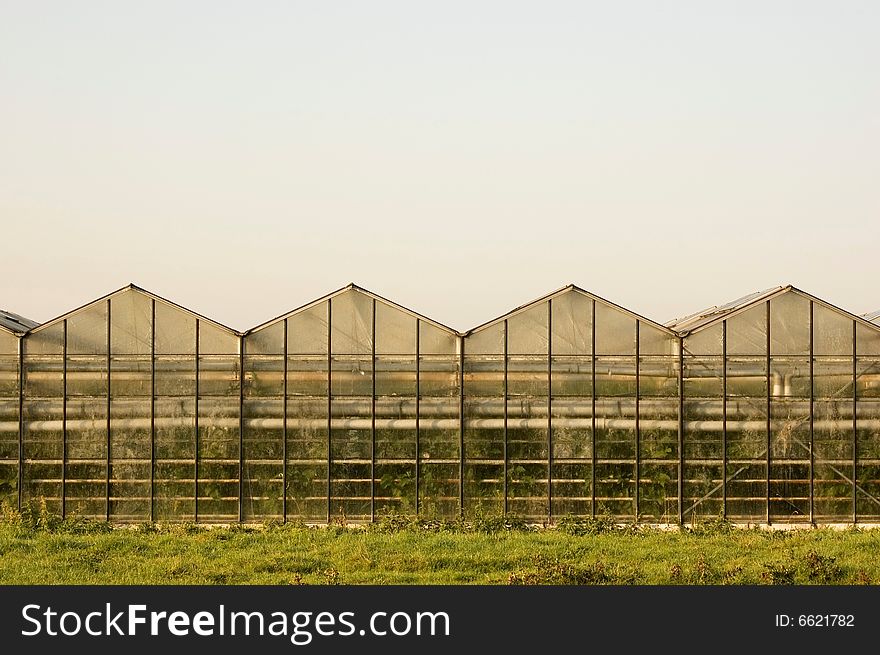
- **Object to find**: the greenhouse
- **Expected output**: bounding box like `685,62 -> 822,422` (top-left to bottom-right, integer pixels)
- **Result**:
1,283 -> 879,525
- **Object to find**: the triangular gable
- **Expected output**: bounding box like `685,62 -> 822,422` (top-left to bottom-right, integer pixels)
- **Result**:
464,284 -> 677,337
672,285 -> 880,337
26,283 -> 241,337
244,283 -> 459,337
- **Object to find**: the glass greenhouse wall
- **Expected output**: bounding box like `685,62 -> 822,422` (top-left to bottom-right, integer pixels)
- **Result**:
3,283 -> 880,524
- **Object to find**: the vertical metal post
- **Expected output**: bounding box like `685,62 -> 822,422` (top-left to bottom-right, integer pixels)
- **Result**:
150,299 -> 155,523
326,299 -> 332,523
547,299 -> 553,523
194,320 -> 200,522
766,300 -> 771,525
722,320 -> 728,519
635,321 -> 640,520
591,299 -> 597,518
808,301 -> 814,524
370,299 -> 376,522
458,335 -> 465,518
502,319 -> 508,515
62,319 -> 67,519
415,320 -> 420,516
852,321 -> 858,524
238,333 -> 244,524
677,333 -> 684,525
106,299 -> 111,521
282,318 -> 288,524
17,337 -> 24,511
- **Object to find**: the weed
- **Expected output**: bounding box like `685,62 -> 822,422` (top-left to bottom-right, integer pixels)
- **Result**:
762,562 -> 796,585
802,550 -> 843,583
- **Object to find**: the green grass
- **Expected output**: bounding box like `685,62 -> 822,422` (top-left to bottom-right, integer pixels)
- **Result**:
1,508 -> 878,585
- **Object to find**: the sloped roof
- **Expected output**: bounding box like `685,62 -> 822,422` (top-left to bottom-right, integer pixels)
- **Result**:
668,285 -> 880,336
28,283 -> 241,336
863,310 -> 880,325
245,283 -> 460,336
465,283 -> 678,336
0,309 -> 39,335
665,287 -> 783,333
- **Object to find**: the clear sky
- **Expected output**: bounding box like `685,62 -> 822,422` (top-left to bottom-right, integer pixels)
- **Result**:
2,1 -> 878,331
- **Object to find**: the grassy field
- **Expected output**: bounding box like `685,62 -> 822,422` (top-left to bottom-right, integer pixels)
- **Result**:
1,509 -> 879,585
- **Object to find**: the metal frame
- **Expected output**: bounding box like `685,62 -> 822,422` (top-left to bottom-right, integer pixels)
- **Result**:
9,282 -> 880,526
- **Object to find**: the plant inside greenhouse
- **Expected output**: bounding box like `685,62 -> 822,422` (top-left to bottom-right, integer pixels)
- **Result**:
1,283 -> 879,525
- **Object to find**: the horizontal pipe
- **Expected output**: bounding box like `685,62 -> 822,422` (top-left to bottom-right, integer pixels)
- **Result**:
12,417 -> 880,432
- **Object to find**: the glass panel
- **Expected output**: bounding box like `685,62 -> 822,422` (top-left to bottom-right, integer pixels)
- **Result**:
639,356 -> 677,396
154,301 -> 196,354
594,302 -> 635,355
287,396 -> 328,521
463,355 -> 503,396
465,322 -> 503,355
109,398 -> 150,521
374,356 -> 416,397
595,398 -> 636,461
243,355 -> 283,397
24,323 -> 64,355
420,462 -> 458,517
418,356 -> 458,396
67,301 -> 108,355
683,323 -> 722,356
813,399 -> 854,521
375,462 -> 416,515
550,290 -> 591,356
110,356 -> 151,397
22,399 -> 63,514
199,355 -> 240,396
551,357 -> 591,397
200,322 -> 239,355
154,356 -> 196,396
594,356 -> 637,396
682,399 -> 723,522
507,356 -> 547,396
288,303 -> 328,355
65,397 -> 108,518
551,462 -> 591,517
0,331 -> 18,354
814,357 -> 853,399
154,397 -> 195,520
769,399 -> 810,521
463,461 -> 503,517
726,303 -> 767,356
856,323 -> 880,357
683,356 -> 722,398
639,399 -> 678,521
375,301 -> 416,355
330,290 -> 373,355
242,397 -> 282,522
246,321 -> 284,356
331,356 -> 372,396
419,322 -> 457,356
110,290 -> 152,355
507,304 -> 548,355
639,322 -> 675,356
0,356 -> 18,397
24,356 -> 64,398
198,396 -> 239,523
288,356 -> 329,396
857,398 -> 880,520
66,355 -> 108,397
813,305 -> 853,356
725,394 -> 767,521
594,461 -> 635,518
770,292 -> 810,356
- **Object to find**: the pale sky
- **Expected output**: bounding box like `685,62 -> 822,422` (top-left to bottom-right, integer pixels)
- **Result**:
2,1 -> 878,332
